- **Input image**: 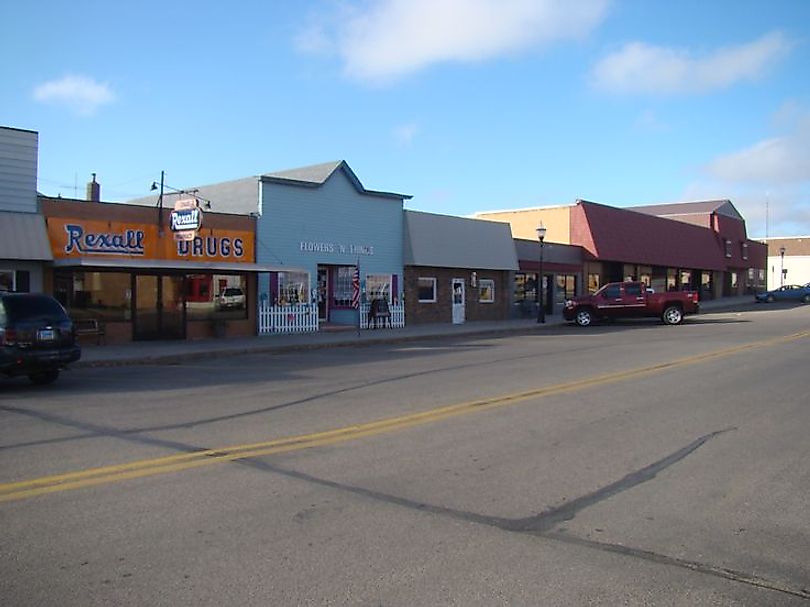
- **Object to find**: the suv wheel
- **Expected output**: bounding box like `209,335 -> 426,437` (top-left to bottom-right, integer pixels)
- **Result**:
29,369 -> 60,385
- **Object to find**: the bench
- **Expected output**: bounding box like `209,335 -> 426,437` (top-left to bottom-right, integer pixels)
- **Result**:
368,299 -> 391,329
74,318 -> 105,345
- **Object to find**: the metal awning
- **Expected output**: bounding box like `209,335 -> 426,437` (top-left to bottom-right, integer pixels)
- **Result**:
0,212 -> 53,261
52,258 -> 308,274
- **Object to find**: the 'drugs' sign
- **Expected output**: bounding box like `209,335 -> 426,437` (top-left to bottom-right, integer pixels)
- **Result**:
46,218 -> 255,264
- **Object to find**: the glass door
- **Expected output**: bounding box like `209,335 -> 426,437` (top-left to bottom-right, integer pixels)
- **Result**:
317,266 -> 328,322
133,274 -> 186,340
451,278 -> 466,324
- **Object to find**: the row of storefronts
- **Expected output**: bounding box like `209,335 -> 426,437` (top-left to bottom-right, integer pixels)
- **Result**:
2,126 -> 769,345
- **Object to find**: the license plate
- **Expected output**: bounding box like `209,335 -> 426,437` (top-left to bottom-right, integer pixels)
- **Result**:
37,329 -> 56,341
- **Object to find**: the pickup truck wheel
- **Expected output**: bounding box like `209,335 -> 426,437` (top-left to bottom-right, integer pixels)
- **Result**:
574,309 -> 593,327
662,305 -> 683,325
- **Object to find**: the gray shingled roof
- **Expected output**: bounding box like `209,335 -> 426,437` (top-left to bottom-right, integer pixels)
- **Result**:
261,160 -> 411,200
630,199 -> 743,221
404,210 -> 519,270
125,176 -> 259,216
123,160 -> 411,214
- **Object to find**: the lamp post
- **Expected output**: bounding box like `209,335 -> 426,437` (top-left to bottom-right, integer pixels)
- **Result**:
536,224 -> 547,324
779,246 -> 786,287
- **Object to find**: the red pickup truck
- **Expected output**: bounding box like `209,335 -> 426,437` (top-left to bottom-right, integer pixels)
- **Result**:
563,281 -> 699,326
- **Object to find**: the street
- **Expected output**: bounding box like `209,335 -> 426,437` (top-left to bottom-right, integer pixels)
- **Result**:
1,305 -> 809,606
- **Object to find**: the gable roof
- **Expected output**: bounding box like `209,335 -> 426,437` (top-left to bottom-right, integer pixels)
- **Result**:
261,160 -> 412,201
572,200 -> 727,270
404,210 -> 519,270
630,199 -> 743,221
124,160 -> 410,215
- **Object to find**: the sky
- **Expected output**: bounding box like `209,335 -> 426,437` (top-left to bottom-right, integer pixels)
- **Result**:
3,0 -> 810,238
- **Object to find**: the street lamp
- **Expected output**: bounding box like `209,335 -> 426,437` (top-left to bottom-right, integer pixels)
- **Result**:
779,246 -> 786,287
536,224 -> 547,324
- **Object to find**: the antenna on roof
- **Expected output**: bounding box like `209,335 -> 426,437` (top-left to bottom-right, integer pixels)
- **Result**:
765,191 -> 769,240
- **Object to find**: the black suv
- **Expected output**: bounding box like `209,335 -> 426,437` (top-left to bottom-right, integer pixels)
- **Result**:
0,292 -> 81,385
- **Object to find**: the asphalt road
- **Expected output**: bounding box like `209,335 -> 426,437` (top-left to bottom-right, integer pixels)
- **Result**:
1,305 -> 809,606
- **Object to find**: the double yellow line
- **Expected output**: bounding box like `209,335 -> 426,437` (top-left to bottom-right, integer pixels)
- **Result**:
1,331 -> 806,504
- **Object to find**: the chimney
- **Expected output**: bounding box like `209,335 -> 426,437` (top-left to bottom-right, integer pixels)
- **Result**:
86,173 -> 101,202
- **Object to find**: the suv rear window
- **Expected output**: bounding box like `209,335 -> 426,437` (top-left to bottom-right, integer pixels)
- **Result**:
1,295 -> 69,323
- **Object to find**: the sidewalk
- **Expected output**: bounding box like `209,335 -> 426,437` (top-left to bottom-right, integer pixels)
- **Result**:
75,296 -> 754,368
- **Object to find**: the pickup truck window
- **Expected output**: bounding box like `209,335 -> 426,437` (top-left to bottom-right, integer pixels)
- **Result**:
604,285 -> 621,299
625,284 -> 642,296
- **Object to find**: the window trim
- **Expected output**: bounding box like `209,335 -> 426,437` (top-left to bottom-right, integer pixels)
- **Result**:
478,278 -> 495,303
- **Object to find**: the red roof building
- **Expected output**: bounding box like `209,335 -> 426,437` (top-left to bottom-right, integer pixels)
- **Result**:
477,199 -> 766,299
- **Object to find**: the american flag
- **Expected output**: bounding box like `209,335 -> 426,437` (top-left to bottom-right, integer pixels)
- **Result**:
351,264 -> 360,309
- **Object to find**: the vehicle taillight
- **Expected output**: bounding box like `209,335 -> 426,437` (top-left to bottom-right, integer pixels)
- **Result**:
0,328 -> 17,346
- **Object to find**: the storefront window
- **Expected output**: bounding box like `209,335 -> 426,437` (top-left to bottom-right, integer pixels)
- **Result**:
479,279 -> 495,303
55,271 -> 132,321
556,275 -> 576,304
701,272 -> 713,298
587,273 -> 600,293
418,277 -> 437,303
667,269 -> 677,291
0,270 -> 14,292
366,274 -> 392,302
680,270 -> 692,290
187,274 -> 247,320
278,271 -> 309,305
514,273 -> 536,302
332,266 -> 354,308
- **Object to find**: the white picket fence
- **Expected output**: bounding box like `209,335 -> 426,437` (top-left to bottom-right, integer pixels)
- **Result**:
360,302 -> 406,329
258,303 -> 319,334
257,302 -> 406,334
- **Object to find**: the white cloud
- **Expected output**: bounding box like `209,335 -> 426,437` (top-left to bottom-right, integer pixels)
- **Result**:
706,136 -> 810,184
591,31 -> 792,95
705,112 -> 810,184
299,0 -> 609,83
33,74 -> 115,116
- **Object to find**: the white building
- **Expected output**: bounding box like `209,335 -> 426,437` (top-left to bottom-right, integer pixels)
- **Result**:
760,237 -> 810,288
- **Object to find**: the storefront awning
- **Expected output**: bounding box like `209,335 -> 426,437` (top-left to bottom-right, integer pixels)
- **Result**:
0,212 -> 53,261
52,258 -> 308,274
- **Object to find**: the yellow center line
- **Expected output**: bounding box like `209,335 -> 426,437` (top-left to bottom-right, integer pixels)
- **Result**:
1,331 -> 807,503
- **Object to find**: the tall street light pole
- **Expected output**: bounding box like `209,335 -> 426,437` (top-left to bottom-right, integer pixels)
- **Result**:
536,224 -> 547,324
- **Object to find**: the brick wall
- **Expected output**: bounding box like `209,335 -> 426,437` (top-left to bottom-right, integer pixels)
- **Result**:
404,266 -> 511,324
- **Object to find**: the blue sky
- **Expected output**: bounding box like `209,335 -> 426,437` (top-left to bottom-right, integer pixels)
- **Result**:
3,0 -> 809,237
